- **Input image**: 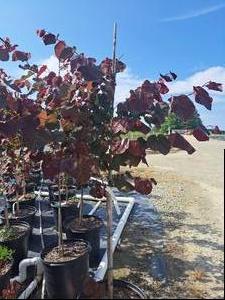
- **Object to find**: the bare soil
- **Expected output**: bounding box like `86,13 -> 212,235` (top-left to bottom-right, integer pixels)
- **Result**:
68,216 -> 103,232
0,262 -> 11,276
114,137 -> 224,299
43,241 -> 88,263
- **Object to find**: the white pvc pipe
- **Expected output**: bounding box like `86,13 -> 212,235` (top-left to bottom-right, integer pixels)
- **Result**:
34,190 -> 134,202
94,197 -> 135,281
10,257 -> 43,299
11,257 -> 43,284
18,278 -> 39,299
88,200 -> 102,215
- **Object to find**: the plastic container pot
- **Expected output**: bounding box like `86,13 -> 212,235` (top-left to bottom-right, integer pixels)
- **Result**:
113,280 -> 146,299
0,205 -> 37,228
41,240 -> 90,299
7,194 -> 36,209
64,215 -> 103,268
0,222 -> 31,275
80,279 -> 146,299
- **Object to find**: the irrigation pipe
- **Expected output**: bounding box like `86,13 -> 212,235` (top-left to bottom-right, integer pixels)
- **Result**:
94,196 -> 135,282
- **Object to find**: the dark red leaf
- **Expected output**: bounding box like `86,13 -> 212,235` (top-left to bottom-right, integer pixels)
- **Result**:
54,40 -> 66,59
111,139 -> 129,155
89,182 -> 106,199
128,140 -> 146,158
78,65 -> 102,81
147,134 -> 171,155
134,178 -> 153,194
37,65 -> 47,77
111,118 -> 129,134
36,29 -> 46,37
0,48 -> 9,61
168,133 -> 195,154
160,73 -> 173,82
46,71 -> 56,85
12,51 -> 31,62
157,81 -> 169,94
0,117 -> 19,138
170,71 -> 177,80
205,81 -> 223,92
129,119 -> 150,134
52,76 -> 63,87
170,95 -> 196,121
193,86 -> 213,110
192,127 -> 209,141
59,46 -> 74,61
42,33 -> 57,45
0,86 -> 8,109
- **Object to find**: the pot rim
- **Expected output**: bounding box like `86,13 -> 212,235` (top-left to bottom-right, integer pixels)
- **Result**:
41,239 -> 90,266
0,205 -> 37,217
51,200 -> 79,208
0,222 -> 30,242
7,194 -> 36,202
113,279 -> 147,299
64,214 -> 104,233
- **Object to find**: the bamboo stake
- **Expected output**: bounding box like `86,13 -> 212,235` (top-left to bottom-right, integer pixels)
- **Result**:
107,22 -> 117,300
57,177 -> 64,256
79,187 -> 84,225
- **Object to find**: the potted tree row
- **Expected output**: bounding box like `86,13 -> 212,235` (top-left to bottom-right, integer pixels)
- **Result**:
0,28 -> 222,298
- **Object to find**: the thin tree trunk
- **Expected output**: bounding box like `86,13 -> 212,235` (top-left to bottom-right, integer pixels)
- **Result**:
16,190 -> 19,215
65,175 -> 69,202
106,22 -> 117,300
4,195 -> 9,228
57,178 -> 64,256
79,187 -> 84,225
106,189 -> 113,299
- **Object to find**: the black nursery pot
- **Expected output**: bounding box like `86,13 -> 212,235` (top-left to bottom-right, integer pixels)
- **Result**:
113,280 -> 146,299
0,261 -> 13,295
7,194 -> 36,209
64,215 -> 104,268
0,222 -> 31,275
41,240 -> 90,299
0,205 -> 37,228
51,201 -> 79,232
80,279 -> 147,299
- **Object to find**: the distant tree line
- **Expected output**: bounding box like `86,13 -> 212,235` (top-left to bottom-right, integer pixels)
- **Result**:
158,112 -> 204,134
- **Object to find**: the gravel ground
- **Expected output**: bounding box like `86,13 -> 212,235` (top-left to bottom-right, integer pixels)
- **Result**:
114,138 -> 224,299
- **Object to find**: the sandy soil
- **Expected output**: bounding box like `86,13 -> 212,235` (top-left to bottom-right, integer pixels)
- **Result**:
147,135 -> 224,232
114,136 -> 224,299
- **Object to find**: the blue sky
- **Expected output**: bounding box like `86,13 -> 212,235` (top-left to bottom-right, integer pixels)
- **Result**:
1,0 -> 225,128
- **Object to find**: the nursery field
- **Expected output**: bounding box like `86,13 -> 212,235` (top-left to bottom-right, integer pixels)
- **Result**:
114,136 -> 224,299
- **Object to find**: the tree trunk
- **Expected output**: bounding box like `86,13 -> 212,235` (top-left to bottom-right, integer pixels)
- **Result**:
79,187 -> 84,225
57,180 -> 64,256
106,188 -> 113,299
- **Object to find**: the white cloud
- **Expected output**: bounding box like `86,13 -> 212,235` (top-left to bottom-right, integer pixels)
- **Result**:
115,68 -> 143,104
168,66 -> 225,102
41,55 -> 59,73
161,3 -> 225,22
115,66 -> 225,128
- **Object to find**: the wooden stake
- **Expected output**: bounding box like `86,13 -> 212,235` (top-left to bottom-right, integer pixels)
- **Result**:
58,178 -> 64,256
79,187 -> 84,225
107,22 -> 117,300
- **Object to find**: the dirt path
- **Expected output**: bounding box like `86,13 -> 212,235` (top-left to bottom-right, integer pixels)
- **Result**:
147,136 -> 224,232
114,137 -> 224,298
